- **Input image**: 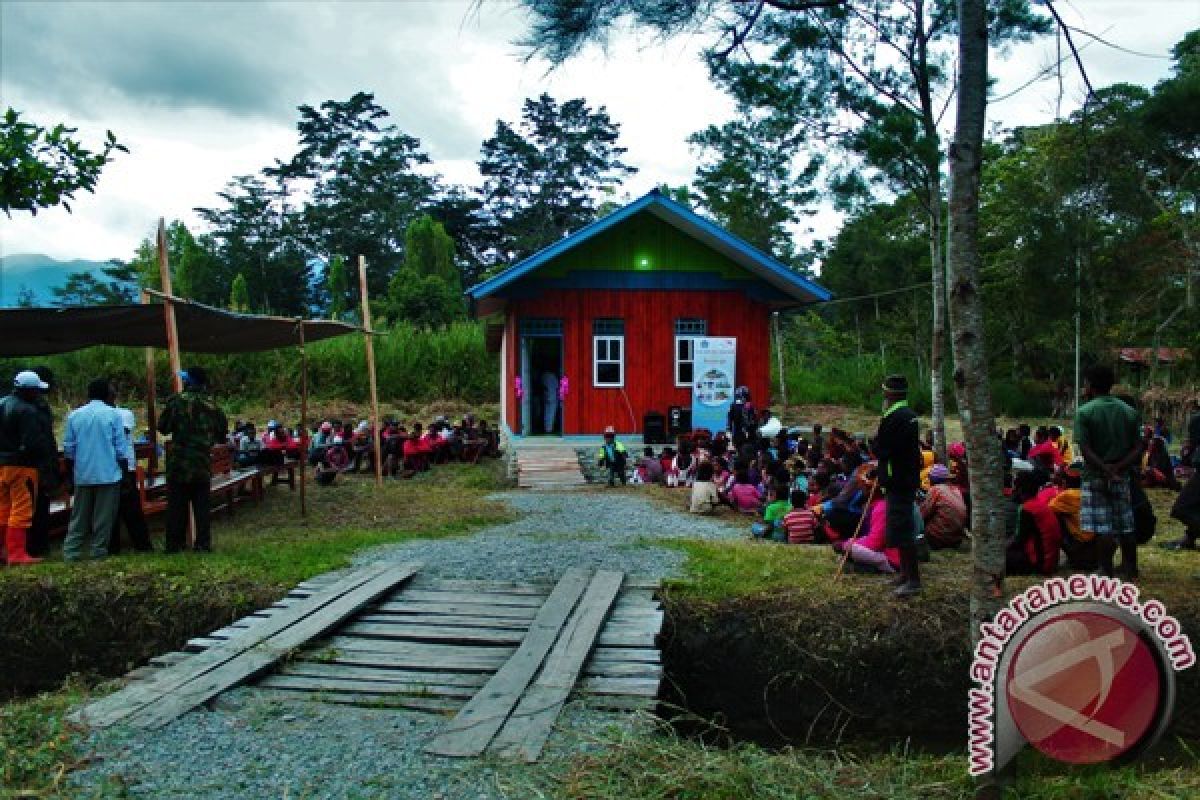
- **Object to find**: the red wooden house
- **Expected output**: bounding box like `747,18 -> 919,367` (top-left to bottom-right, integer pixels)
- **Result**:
467,190 -> 831,437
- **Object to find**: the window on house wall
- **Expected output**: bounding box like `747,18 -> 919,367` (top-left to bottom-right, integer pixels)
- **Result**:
674,318 -> 708,387
593,318 -> 625,387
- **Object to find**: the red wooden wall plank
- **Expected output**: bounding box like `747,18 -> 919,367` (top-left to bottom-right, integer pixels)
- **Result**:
505,290 -> 770,435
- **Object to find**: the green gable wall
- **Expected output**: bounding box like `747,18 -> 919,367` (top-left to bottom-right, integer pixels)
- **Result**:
533,210 -> 756,280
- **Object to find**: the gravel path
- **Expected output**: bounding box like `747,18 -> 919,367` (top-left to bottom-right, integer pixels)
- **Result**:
71,488 -> 743,799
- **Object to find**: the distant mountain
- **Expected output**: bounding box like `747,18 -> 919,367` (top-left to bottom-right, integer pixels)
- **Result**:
0,253 -> 118,306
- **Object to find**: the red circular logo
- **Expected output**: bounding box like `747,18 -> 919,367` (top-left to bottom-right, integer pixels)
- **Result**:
1006,611 -> 1161,764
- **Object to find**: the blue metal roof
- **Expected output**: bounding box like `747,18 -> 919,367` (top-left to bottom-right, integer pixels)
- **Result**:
466,190 -> 832,306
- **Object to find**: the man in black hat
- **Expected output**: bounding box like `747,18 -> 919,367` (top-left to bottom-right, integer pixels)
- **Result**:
872,374 -> 923,597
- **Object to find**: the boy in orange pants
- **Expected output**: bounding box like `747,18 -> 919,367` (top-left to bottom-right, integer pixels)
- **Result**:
0,370 -> 54,565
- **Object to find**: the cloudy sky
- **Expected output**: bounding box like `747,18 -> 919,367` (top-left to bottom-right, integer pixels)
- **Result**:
1,0 -> 1196,264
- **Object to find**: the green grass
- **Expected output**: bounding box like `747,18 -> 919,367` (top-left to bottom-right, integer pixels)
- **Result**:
509,719 -> 1200,800
0,460 -> 512,798
6,460 -> 512,589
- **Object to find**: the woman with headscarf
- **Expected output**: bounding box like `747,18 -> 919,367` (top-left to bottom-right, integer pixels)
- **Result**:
920,464 -> 968,549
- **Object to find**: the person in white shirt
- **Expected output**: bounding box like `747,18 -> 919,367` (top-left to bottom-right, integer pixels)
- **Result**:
62,378 -> 127,561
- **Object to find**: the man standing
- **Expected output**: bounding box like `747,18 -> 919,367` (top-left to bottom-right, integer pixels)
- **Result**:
872,374 -> 923,597
110,404 -> 153,554
157,368 -> 227,553
63,378 -> 127,561
540,370 -> 558,434
26,366 -> 59,557
0,371 -> 55,565
1075,364 -> 1143,579
1166,399 -> 1200,550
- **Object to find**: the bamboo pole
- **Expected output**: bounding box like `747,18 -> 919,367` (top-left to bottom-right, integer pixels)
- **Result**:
141,289 -> 159,477
358,256 -> 383,486
157,220 -> 183,394
299,320 -> 308,516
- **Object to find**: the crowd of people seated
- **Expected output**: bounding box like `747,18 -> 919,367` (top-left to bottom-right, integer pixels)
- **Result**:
230,413 -> 501,486
615,384 -> 1196,583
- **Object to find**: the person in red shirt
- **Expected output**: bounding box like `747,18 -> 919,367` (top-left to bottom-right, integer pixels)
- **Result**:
1006,471 -> 1062,575
782,489 -> 819,544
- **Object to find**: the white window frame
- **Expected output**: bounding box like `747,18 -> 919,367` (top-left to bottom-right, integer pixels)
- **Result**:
675,336 -> 698,388
593,335 -> 625,388
674,319 -> 707,387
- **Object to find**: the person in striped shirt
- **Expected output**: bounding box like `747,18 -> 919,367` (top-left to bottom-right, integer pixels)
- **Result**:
782,488 -> 819,544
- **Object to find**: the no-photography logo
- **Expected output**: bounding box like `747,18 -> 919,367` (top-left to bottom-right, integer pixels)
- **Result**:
968,576 -> 1194,775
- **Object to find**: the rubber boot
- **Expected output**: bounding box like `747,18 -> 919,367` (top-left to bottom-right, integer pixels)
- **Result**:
893,545 -> 922,597
1098,537 -> 1117,577
1117,534 -> 1139,581
6,527 -> 43,565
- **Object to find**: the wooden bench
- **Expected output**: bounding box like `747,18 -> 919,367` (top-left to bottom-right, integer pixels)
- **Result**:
209,445 -> 265,516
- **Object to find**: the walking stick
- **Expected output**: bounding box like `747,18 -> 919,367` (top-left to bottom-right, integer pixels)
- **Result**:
834,478 -> 879,581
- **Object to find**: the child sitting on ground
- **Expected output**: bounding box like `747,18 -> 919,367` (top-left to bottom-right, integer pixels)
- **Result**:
634,446 -> 663,485
758,482 -> 791,541
728,468 -> 762,514
689,461 -> 720,514
783,489 -> 819,544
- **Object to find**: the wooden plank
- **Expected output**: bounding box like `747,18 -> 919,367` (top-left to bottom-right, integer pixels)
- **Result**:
256,688 -> 461,714
596,630 -> 657,648
397,590 -> 544,608
580,676 -> 661,697
304,649 -> 507,674
411,578 -> 551,595
584,661 -> 663,679
592,647 -> 660,664
372,601 -> 538,619
281,662 -> 490,688
259,675 -> 479,699
341,623 -> 525,646
127,563 -> 423,729
424,567 -> 592,758
72,562 -> 401,728
489,570 -> 624,761
354,613 -> 531,631
316,638 -> 514,661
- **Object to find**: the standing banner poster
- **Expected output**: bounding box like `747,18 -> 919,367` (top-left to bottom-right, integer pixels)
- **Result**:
691,337 -> 737,434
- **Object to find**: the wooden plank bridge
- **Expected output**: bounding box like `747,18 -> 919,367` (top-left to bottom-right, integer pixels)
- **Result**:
72,564 -> 664,762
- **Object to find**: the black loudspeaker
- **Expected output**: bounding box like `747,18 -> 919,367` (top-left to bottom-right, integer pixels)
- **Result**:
667,406 -> 692,435
643,412 -> 667,444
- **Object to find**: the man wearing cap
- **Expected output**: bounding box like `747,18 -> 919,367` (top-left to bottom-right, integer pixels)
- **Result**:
158,367 -> 228,553
63,378 -> 128,561
26,366 -> 61,558
0,370 -> 56,565
871,374 -> 924,597
596,426 -> 628,487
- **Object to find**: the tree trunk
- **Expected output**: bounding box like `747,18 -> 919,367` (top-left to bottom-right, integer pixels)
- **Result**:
947,0 -> 1004,645
929,178 -> 948,463
914,0 -> 948,464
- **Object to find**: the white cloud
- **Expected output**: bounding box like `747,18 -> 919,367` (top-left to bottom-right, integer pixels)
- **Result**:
1,0 -> 1194,265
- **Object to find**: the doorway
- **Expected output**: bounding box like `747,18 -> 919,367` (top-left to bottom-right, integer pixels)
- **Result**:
521,334 -> 563,436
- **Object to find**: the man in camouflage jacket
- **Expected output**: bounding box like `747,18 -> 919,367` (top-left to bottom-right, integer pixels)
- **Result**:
157,367 -> 228,553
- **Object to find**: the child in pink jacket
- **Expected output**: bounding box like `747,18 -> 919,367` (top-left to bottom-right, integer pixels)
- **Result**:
838,497 -> 900,573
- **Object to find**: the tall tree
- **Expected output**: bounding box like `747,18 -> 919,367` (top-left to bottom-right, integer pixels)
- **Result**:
0,108 -> 126,215
477,93 -> 636,269
384,214 -> 463,328
275,93 -> 438,299
688,114 -> 818,262
946,0 -> 1004,646
326,255 -> 351,320
520,0 -> 1051,461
